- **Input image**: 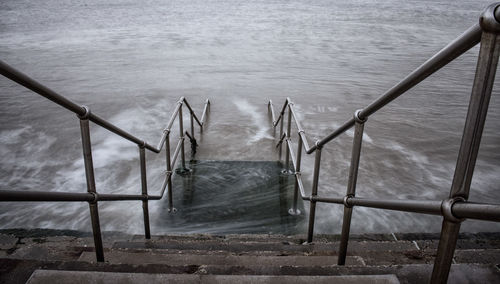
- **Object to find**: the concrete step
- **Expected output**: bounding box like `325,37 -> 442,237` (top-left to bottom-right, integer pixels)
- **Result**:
2,258 -> 498,284
78,251 -> 363,266
26,270 -> 401,284
113,239 -> 419,254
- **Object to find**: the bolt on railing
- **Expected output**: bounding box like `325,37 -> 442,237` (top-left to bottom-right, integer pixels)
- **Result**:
268,3 -> 500,283
0,60 -> 210,262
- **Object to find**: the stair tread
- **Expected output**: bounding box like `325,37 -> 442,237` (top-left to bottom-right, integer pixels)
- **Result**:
78,251 -> 364,266
113,239 -> 418,253
26,270 -> 401,284
3,258 -> 498,284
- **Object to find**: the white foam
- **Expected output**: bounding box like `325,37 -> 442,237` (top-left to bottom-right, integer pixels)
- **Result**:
233,99 -> 273,144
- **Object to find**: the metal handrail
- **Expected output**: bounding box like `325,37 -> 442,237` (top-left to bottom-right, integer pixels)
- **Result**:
268,4 -> 500,283
0,60 -> 210,262
270,24 -> 482,155
0,60 -> 209,154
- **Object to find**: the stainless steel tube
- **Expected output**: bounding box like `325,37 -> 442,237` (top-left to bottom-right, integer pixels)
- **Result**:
289,103 -> 312,152
432,8 -> 500,283
190,113 -> 195,142
312,196 -> 343,204
286,139 -> 297,171
0,59 -> 208,156
200,99 -> 210,131
307,24 -> 481,152
139,146 -> 151,239
453,202 -> 500,222
182,98 -> 203,126
97,194 -> 146,201
289,137 -> 303,215
171,139 -> 183,170
338,117 -> 365,265
268,100 -> 277,124
88,112 -> 154,152
165,133 -> 174,212
279,109 -> 284,160
165,103 -> 182,132
274,99 -> 288,127
79,118 -> 104,263
313,118 -> 355,152
307,146 -> 322,243
359,24 -> 481,120
178,103 -> 186,169
0,190 -> 94,202
285,106 -> 292,170
0,60 -> 86,116
349,198 -> 442,215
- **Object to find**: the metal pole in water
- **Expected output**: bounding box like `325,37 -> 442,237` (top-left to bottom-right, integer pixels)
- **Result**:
285,105 -> 292,172
179,102 -> 186,170
307,144 -> 322,243
139,145 -> 151,239
289,136 -> 303,215
431,4 -> 500,283
338,110 -> 366,265
79,110 -> 104,262
165,131 -> 175,213
190,112 -> 195,142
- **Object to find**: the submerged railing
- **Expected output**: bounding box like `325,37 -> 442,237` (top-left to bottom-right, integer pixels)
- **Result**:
0,60 -> 210,262
269,3 -> 500,283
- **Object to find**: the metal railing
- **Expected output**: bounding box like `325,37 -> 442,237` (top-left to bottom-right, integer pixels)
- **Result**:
268,3 -> 500,283
0,59 -> 210,262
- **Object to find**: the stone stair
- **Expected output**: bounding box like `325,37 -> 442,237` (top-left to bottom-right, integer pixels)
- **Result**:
0,229 -> 499,283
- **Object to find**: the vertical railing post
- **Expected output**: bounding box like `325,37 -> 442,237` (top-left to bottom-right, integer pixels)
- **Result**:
78,108 -> 104,262
165,131 -> 176,213
139,145 -> 151,239
285,105 -> 292,171
431,5 -> 500,283
307,143 -> 322,243
178,101 -> 186,170
279,109 -> 284,161
338,110 -> 366,265
289,136 -> 302,215
190,112 -> 195,141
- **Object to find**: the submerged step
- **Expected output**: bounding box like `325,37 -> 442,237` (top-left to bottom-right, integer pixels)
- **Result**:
155,160 -> 305,234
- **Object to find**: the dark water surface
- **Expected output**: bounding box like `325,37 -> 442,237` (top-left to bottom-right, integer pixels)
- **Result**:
1,0 -> 499,234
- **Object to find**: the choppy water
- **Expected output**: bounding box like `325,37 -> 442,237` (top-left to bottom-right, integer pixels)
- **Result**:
1,0 -> 499,235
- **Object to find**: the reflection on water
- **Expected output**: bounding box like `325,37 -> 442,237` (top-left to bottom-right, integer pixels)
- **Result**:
0,0 -> 499,234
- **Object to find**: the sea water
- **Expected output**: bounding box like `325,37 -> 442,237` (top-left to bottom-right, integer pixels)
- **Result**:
0,0 -> 499,234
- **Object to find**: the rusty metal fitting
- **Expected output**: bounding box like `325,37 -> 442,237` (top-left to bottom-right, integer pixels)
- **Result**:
441,197 -> 466,223
480,3 -> 500,33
